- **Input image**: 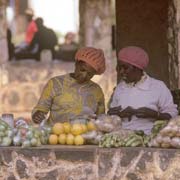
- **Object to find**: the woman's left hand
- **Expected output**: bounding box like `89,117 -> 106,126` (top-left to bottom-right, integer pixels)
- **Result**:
107,106 -> 122,116
135,107 -> 158,119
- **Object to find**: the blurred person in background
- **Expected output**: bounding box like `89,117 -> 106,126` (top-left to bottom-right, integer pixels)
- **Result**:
15,17 -> 57,60
24,8 -> 38,45
7,28 -> 14,60
55,32 -> 79,61
15,8 -> 37,54
28,17 -> 57,60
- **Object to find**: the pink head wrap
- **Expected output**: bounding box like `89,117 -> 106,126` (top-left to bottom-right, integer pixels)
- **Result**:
118,46 -> 149,69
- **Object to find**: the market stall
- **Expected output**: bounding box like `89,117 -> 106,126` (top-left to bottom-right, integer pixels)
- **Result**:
1,114 -> 180,179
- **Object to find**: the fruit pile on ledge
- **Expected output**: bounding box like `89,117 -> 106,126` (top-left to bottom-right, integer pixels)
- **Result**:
1,114 -> 180,148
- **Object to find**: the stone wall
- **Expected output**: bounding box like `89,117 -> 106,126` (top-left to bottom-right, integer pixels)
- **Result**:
0,61 -> 74,119
1,146 -> 180,180
0,60 -> 115,119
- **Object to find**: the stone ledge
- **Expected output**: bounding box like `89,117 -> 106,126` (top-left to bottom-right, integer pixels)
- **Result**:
1,146 -> 180,180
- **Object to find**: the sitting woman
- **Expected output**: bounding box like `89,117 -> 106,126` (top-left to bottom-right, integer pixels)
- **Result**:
32,47 -> 106,123
108,46 -> 178,134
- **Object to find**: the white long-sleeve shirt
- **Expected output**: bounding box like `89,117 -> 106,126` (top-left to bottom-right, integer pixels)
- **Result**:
110,74 -> 178,134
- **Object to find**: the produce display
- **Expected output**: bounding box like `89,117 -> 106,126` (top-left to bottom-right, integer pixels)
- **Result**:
2,113 -> 180,149
0,119 -> 13,146
39,123 -> 52,145
80,114 -> 122,145
13,119 -> 52,147
48,121 -> 92,145
149,117 -> 180,148
95,114 -> 122,133
13,125 -> 41,147
150,120 -> 168,138
99,130 -> 149,148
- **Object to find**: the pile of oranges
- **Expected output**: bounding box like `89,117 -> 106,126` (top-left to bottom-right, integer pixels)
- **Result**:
48,121 -> 96,146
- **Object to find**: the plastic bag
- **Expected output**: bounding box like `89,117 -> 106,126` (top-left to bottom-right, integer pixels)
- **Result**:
95,114 -> 122,133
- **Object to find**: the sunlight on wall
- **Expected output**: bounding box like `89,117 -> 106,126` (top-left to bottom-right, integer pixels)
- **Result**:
30,0 -> 79,35
6,7 -> 14,23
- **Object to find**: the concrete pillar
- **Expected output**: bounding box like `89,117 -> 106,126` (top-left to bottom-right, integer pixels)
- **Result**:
79,0 -> 116,108
0,0 -> 8,64
79,0 -> 112,67
0,0 -> 8,115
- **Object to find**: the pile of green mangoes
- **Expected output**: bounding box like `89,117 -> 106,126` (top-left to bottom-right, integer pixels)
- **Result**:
99,121 -> 168,148
0,119 -> 13,146
13,124 -> 52,147
151,120 -> 168,138
99,130 -> 149,148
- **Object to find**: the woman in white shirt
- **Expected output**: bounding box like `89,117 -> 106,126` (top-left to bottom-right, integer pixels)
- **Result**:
108,46 -> 178,134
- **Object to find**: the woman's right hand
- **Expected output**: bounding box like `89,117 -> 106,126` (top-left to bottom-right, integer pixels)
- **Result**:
32,110 -> 46,124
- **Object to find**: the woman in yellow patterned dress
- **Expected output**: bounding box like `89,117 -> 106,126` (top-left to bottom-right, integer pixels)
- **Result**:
32,47 -> 106,123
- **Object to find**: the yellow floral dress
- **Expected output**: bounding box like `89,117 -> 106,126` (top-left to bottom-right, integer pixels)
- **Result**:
32,74 -> 105,122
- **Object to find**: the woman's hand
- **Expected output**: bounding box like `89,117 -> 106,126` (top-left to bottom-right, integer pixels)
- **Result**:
32,110 -> 46,124
108,106 -> 136,121
120,106 -> 136,121
107,106 -> 122,116
135,107 -> 158,119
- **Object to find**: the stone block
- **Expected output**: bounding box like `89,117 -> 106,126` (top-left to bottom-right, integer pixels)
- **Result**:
1,147 -> 180,179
